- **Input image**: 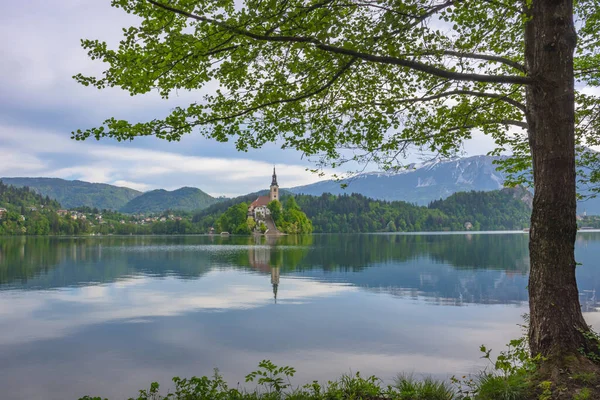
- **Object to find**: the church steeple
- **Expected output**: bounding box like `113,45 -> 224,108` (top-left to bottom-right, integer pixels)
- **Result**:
271,267 -> 280,304
269,166 -> 279,201
271,166 -> 278,187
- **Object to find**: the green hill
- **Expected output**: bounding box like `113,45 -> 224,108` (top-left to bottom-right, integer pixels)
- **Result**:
0,180 -> 61,211
0,181 -> 91,235
120,187 -> 221,214
1,177 -> 141,210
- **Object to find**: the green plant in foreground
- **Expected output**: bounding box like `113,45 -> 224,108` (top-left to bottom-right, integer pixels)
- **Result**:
79,361 -> 458,400
537,381 -> 552,400
245,360 -> 296,394
577,328 -> 600,363
452,325 -> 538,400
395,374 -> 454,400
572,387 -> 592,400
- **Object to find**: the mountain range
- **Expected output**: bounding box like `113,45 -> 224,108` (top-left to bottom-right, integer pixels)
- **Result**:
288,155 -> 507,204
3,154 -> 600,214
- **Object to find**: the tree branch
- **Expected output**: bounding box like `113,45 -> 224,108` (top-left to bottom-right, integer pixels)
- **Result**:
446,119 -> 528,132
375,90 -> 526,112
411,50 -> 526,73
145,0 -> 531,85
198,57 -> 359,125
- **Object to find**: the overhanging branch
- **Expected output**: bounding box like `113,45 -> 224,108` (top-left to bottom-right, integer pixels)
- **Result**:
446,119 -> 528,132
197,57 -> 359,125
375,90 -> 526,112
145,0 -> 532,85
411,50 -> 526,73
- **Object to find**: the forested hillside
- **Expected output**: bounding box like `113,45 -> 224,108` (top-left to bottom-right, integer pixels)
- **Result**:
0,181 -> 88,235
292,188 -> 531,233
1,177 -> 141,210
428,187 -> 533,231
0,181 -> 60,211
120,187 -> 221,213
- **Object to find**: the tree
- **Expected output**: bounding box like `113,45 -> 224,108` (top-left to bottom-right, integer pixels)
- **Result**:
267,200 -> 283,223
75,0 -> 600,382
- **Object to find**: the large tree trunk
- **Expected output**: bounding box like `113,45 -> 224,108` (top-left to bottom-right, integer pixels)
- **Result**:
525,0 -> 595,363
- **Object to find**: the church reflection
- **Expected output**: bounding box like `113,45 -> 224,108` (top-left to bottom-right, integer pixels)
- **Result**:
248,235 -> 281,303
1,234 -> 600,312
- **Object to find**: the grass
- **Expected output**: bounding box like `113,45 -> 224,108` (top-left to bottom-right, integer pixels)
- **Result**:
473,372 -> 529,400
79,361 -> 457,400
394,374 -> 454,400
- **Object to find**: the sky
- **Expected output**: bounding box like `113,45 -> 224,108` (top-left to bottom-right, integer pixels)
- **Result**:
0,0 -> 497,197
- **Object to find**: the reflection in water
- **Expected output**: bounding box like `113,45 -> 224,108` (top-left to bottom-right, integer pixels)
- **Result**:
0,233 -> 599,400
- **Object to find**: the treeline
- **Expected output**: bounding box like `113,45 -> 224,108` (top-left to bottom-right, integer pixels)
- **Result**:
1,179 -> 532,235
428,188 -> 532,231
292,188 -> 531,233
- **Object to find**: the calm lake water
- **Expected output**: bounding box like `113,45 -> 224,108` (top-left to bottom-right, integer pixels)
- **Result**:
1,233 -> 600,399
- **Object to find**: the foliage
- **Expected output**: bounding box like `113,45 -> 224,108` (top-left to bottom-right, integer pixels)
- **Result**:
0,180 -> 88,236
1,177 -> 141,210
428,188 -> 532,231
216,202 -> 251,234
79,360 -> 456,400
120,187 -> 221,213
293,190 -> 530,233
577,328 -> 600,363
268,198 -> 313,234
395,375 -> 454,400
0,180 -> 60,211
452,317 -> 538,400
267,200 -> 282,223
245,360 -> 296,393
72,0 -> 600,193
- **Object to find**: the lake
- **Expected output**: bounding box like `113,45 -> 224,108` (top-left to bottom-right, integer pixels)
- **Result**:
1,233 -> 599,399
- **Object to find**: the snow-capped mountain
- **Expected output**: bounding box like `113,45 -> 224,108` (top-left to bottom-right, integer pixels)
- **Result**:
288,155 -> 508,205
289,154 -> 600,213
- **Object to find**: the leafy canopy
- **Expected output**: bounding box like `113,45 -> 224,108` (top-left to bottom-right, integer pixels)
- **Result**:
75,0 -> 600,189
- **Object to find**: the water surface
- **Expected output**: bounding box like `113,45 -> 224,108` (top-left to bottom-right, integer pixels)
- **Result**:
1,233 -> 599,399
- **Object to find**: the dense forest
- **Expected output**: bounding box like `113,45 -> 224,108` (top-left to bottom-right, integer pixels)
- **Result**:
291,187 -> 532,233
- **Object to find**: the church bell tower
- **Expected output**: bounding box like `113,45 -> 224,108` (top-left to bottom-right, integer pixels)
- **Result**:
269,167 -> 279,201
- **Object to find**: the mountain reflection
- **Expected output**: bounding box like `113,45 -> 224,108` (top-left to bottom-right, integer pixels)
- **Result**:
1,233 -> 599,309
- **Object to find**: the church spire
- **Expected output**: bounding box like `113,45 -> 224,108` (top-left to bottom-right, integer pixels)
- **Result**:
271,166 -> 278,187
271,267 -> 280,304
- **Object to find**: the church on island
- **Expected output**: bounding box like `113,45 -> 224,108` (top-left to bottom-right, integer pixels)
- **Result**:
248,167 -> 279,219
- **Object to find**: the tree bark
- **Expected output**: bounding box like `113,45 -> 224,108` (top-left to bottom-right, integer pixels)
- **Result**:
525,0 -> 594,362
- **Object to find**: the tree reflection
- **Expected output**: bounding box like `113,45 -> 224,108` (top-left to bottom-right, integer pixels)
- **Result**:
0,234 -> 598,309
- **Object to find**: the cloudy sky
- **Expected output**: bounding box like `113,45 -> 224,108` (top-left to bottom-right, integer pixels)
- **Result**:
0,0 -> 496,197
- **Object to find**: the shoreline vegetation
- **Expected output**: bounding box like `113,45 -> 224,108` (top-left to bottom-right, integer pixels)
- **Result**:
79,331 -> 600,400
2,180 -> 576,237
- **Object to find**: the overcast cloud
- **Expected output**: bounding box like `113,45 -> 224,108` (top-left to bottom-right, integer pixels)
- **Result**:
0,0 -> 496,196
